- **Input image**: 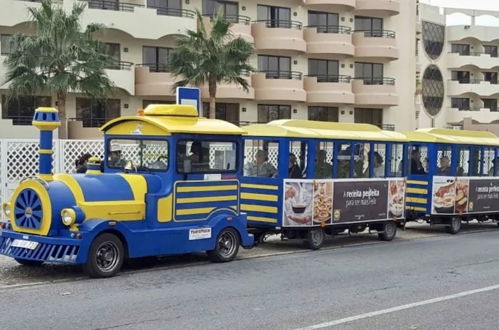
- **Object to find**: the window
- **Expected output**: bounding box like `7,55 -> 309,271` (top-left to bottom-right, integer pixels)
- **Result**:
353,143 -> 369,178
451,44 -> 470,55
107,139 -> 168,171
355,62 -> 384,84
422,65 -> 444,116
451,98 -> 470,111
422,21 -> 445,59
483,147 -> 495,176
177,140 -> 237,173
257,104 -> 291,123
258,55 -> 291,79
451,71 -> 470,83
336,143 -> 352,178
458,147 -> 469,176
76,98 -> 120,127
203,0 -> 238,21
389,143 -> 404,177
483,99 -> 498,112
143,46 -> 171,72
354,16 -> 383,36
147,0 -> 182,16
143,100 -> 175,108
257,5 -> 291,28
0,34 -> 17,55
410,145 -> 428,175
484,45 -> 498,57
1,95 -> 51,125
308,106 -> 338,122
469,147 -> 482,176
483,72 -> 497,84
244,139 -> 278,177
202,103 -> 239,124
436,146 -> 452,176
104,43 -> 121,70
308,11 -> 339,33
308,59 -> 339,82
289,141 -> 307,178
315,141 -> 333,179
373,144 -> 387,178
354,108 -> 383,128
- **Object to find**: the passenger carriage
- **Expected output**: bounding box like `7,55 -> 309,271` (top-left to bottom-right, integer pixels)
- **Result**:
0,105 -> 253,277
405,128 -> 499,233
240,120 -> 408,249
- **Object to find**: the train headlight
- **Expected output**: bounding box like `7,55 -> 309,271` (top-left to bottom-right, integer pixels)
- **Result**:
2,203 -> 11,218
61,208 -> 76,226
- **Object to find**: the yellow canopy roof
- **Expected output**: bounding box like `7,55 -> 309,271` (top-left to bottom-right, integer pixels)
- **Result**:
405,128 -> 499,146
101,104 -> 245,136
244,120 -> 408,142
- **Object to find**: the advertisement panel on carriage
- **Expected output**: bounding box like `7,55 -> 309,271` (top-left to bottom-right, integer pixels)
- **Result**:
431,176 -> 499,215
282,178 -> 406,227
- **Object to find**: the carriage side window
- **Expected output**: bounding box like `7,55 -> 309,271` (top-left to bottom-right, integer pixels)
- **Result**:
108,139 -> 168,171
315,141 -> 333,179
289,141 -> 308,178
436,146 -> 452,176
469,147 -> 482,176
243,139 -> 278,177
410,145 -> 427,175
483,147 -> 495,176
389,143 -> 404,177
337,143 -> 351,178
494,148 -> 499,176
373,144 -> 387,178
458,147 -> 469,176
353,143 -> 369,178
177,140 -> 236,173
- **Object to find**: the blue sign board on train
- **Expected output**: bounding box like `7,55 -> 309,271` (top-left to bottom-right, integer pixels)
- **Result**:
176,87 -> 201,114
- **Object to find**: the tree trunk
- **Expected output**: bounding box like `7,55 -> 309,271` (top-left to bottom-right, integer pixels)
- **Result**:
57,91 -> 67,139
208,77 -> 217,119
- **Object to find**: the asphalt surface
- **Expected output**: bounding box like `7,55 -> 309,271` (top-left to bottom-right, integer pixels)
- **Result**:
0,222 -> 499,329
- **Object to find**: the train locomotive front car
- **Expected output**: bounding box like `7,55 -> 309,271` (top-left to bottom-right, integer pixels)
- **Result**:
0,105 -> 253,277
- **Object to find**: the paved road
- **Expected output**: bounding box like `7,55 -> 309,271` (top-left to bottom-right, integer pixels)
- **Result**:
1,223 -> 499,329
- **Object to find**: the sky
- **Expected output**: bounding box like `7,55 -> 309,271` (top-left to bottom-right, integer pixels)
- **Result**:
421,0 -> 499,26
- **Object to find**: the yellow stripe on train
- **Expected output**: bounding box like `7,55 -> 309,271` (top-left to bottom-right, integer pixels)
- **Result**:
406,206 -> 427,212
176,185 -> 238,193
240,183 -> 279,191
240,204 -> 278,214
247,216 -> 278,223
176,195 -> 237,204
407,180 -> 428,186
241,192 -> 278,202
406,197 -> 427,204
406,187 -> 428,194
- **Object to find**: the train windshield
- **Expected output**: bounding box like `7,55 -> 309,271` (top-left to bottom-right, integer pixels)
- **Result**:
107,138 -> 168,171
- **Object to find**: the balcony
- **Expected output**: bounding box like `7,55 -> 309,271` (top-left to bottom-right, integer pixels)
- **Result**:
202,15 -> 253,43
80,0 -> 196,39
200,75 -> 255,100
252,72 -> 306,102
446,107 -> 499,124
302,0 -> 356,11
251,20 -> 306,54
447,52 -> 499,70
105,61 -> 134,95
304,75 -> 354,105
355,0 -> 400,16
68,118 -> 104,140
353,30 -> 398,61
447,79 -> 499,97
447,25 -> 499,43
304,26 -> 354,57
352,78 -> 398,106
134,65 -> 176,97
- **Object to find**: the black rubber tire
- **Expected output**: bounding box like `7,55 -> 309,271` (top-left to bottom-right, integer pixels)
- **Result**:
15,258 -> 44,266
207,228 -> 240,262
378,221 -> 398,241
447,217 -> 461,234
305,227 -> 325,250
83,233 -> 124,278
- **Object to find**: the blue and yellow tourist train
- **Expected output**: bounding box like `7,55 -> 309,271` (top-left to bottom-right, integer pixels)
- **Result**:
1,103 -> 499,277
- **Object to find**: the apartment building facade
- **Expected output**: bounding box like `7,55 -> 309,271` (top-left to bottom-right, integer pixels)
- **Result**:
417,4 -> 499,134
0,0 -> 416,139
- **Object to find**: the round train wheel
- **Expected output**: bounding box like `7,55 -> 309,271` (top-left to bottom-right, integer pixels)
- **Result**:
207,228 -> 240,262
15,258 -> 44,267
447,217 -> 461,234
83,233 -> 124,278
305,227 -> 325,250
378,221 -> 397,241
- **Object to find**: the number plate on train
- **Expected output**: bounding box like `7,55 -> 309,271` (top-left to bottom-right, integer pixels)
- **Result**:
12,239 -> 38,250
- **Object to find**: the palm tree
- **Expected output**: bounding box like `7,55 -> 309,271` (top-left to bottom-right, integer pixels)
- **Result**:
4,0 -> 113,138
170,10 -> 254,119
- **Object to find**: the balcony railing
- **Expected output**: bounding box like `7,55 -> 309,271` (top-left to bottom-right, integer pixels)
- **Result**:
355,30 -> 396,38
449,51 -> 498,57
306,25 -> 351,34
305,74 -> 351,83
252,19 -> 303,29
449,79 -> 496,84
137,63 -> 171,73
203,14 -> 252,25
148,6 -> 195,18
260,71 -> 303,80
106,60 -> 133,70
69,117 -> 114,128
86,0 -> 143,12
354,77 -> 395,85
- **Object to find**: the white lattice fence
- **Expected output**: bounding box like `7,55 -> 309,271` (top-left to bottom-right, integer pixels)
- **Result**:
59,140 -> 104,174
